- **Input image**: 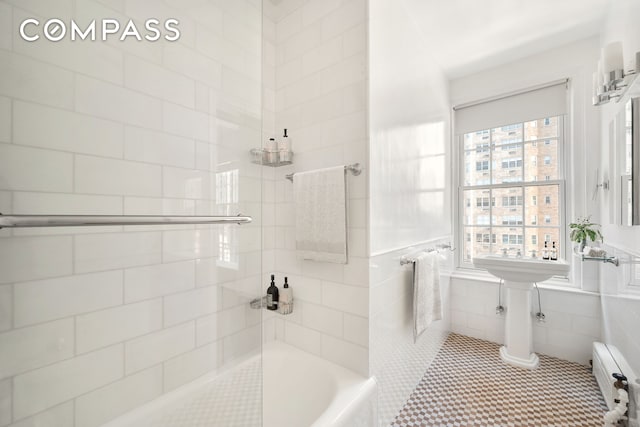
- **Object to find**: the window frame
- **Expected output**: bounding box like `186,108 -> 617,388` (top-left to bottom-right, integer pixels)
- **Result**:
456,116 -> 567,271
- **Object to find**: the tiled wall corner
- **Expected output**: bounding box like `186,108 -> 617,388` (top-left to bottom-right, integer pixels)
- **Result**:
266,0 -> 370,376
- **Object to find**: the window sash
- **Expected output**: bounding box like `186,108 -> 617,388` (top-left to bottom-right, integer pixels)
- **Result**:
458,116 -> 566,269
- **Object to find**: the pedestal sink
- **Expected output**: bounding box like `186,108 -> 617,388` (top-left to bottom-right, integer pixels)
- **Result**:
473,255 -> 569,369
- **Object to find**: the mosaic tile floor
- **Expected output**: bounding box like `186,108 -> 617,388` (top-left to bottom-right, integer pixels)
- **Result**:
392,333 -> 607,427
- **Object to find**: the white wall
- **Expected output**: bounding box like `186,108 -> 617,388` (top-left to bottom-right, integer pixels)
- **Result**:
597,0 -> 640,403
368,1 -> 452,425
263,0 -> 370,376
369,1 -> 451,255
0,1 -> 263,426
449,38 -> 605,365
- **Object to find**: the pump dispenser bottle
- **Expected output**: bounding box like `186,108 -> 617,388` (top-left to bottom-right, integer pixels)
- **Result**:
266,274 -> 279,311
550,242 -> 558,261
278,128 -> 292,163
279,277 -> 293,314
542,241 -> 549,260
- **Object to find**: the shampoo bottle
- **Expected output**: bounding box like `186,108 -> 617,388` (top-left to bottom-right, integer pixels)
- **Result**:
542,241 -> 549,260
279,277 -> 293,314
266,274 -> 279,311
550,242 -> 558,261
278,129 -> 292,163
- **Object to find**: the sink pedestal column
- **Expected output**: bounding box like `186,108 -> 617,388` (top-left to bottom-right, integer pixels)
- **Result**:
501,280 -> 539,369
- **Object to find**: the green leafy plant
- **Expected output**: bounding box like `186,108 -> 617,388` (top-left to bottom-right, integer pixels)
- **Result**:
569,216 -> 603,245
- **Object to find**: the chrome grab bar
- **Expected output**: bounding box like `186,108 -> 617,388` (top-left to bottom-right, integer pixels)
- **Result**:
0,213 -> 252,229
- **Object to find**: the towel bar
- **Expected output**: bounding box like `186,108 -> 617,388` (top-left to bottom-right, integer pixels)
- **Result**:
0,214 -> 252,229
400,243 -> 455,265
285,163 -> 362,182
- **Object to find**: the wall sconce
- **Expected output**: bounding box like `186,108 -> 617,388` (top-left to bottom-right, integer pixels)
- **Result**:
593,42 -> 639,106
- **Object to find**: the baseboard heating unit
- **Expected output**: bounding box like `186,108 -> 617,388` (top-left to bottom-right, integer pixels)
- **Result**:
593,342 -> 639,427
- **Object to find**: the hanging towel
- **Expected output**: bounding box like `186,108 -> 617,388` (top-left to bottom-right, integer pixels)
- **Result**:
293,166 -> 348,264
413,251 -> 442,342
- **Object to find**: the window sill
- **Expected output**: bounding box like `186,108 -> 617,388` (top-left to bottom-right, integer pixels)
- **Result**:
451,267 -> 600,296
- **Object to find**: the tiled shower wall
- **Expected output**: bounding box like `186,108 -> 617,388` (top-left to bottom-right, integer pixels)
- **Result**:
261,0 -> 370,376
0,1 -> 263,426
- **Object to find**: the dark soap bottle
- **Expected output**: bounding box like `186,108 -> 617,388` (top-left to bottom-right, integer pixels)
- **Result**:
266,274 -> 279,311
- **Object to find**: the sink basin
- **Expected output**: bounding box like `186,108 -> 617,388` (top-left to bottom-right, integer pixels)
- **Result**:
473,255 -> 569,283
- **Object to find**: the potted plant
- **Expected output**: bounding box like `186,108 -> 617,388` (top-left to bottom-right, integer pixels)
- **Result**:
569,216 -> 603,252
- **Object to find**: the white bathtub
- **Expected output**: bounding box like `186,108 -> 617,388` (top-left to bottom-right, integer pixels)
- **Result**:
105,341 -> 377,427
263,341 -> 377,427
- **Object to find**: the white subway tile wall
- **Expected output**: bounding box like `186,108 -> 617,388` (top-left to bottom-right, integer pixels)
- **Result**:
264,0 -> 369,377
0,1 -> 263,425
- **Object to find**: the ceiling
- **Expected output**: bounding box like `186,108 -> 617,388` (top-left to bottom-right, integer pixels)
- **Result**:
402,0 -> 612,79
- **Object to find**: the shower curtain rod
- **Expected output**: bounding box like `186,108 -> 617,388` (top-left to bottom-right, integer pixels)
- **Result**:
285,163 -> 362,182
0,214 -> 252,229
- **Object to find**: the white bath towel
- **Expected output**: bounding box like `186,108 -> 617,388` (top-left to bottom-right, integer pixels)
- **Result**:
413,251 -> 442,342
294,166 -> 348,264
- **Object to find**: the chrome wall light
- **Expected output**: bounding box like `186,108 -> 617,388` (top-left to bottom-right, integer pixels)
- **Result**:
592,42 -> 639,106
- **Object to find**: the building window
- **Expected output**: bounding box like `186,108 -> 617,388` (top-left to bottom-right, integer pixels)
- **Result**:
545,195 -> 551,204
531,235 -> 538,245
531,215 -> 538,225
502,196 -> 523,207
502,215 -> 523,225
476,197 -> 495,208
544,156 -> 552,165
531,195 -> 537,206
544,215 -> 551,224
476,161 -> 489,171
544,118 -> 551,126
502,158 -> 522,169
476,233 -> 496,244
502,234 -> 523,244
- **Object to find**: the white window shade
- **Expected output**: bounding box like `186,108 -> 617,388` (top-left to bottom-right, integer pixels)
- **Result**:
454,81 -> 567,134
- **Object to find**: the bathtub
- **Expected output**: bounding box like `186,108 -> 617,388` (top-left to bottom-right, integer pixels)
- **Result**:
263,341 -> 377,427
105,341 -> 377,427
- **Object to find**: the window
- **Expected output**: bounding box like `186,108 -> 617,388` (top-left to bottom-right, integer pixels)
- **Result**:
502,196 -> 523,207
502,234 -> 523,244
476,142 -> 490,153
476,233 -> 496,244
459,118 -> 564,265
502,158 -> 522,169
476,197 -> 495,208
501,124 -> 519,132
502,215 -> 523,225
456,82 -> 566,268
476,161 -> 489,171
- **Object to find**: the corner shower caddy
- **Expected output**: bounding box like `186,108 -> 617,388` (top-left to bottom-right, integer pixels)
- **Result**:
250,148 -> 293,167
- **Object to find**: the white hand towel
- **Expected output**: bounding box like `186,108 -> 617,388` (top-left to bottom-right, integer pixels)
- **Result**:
294,166 -> 348,264
413,251 -> 442,342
